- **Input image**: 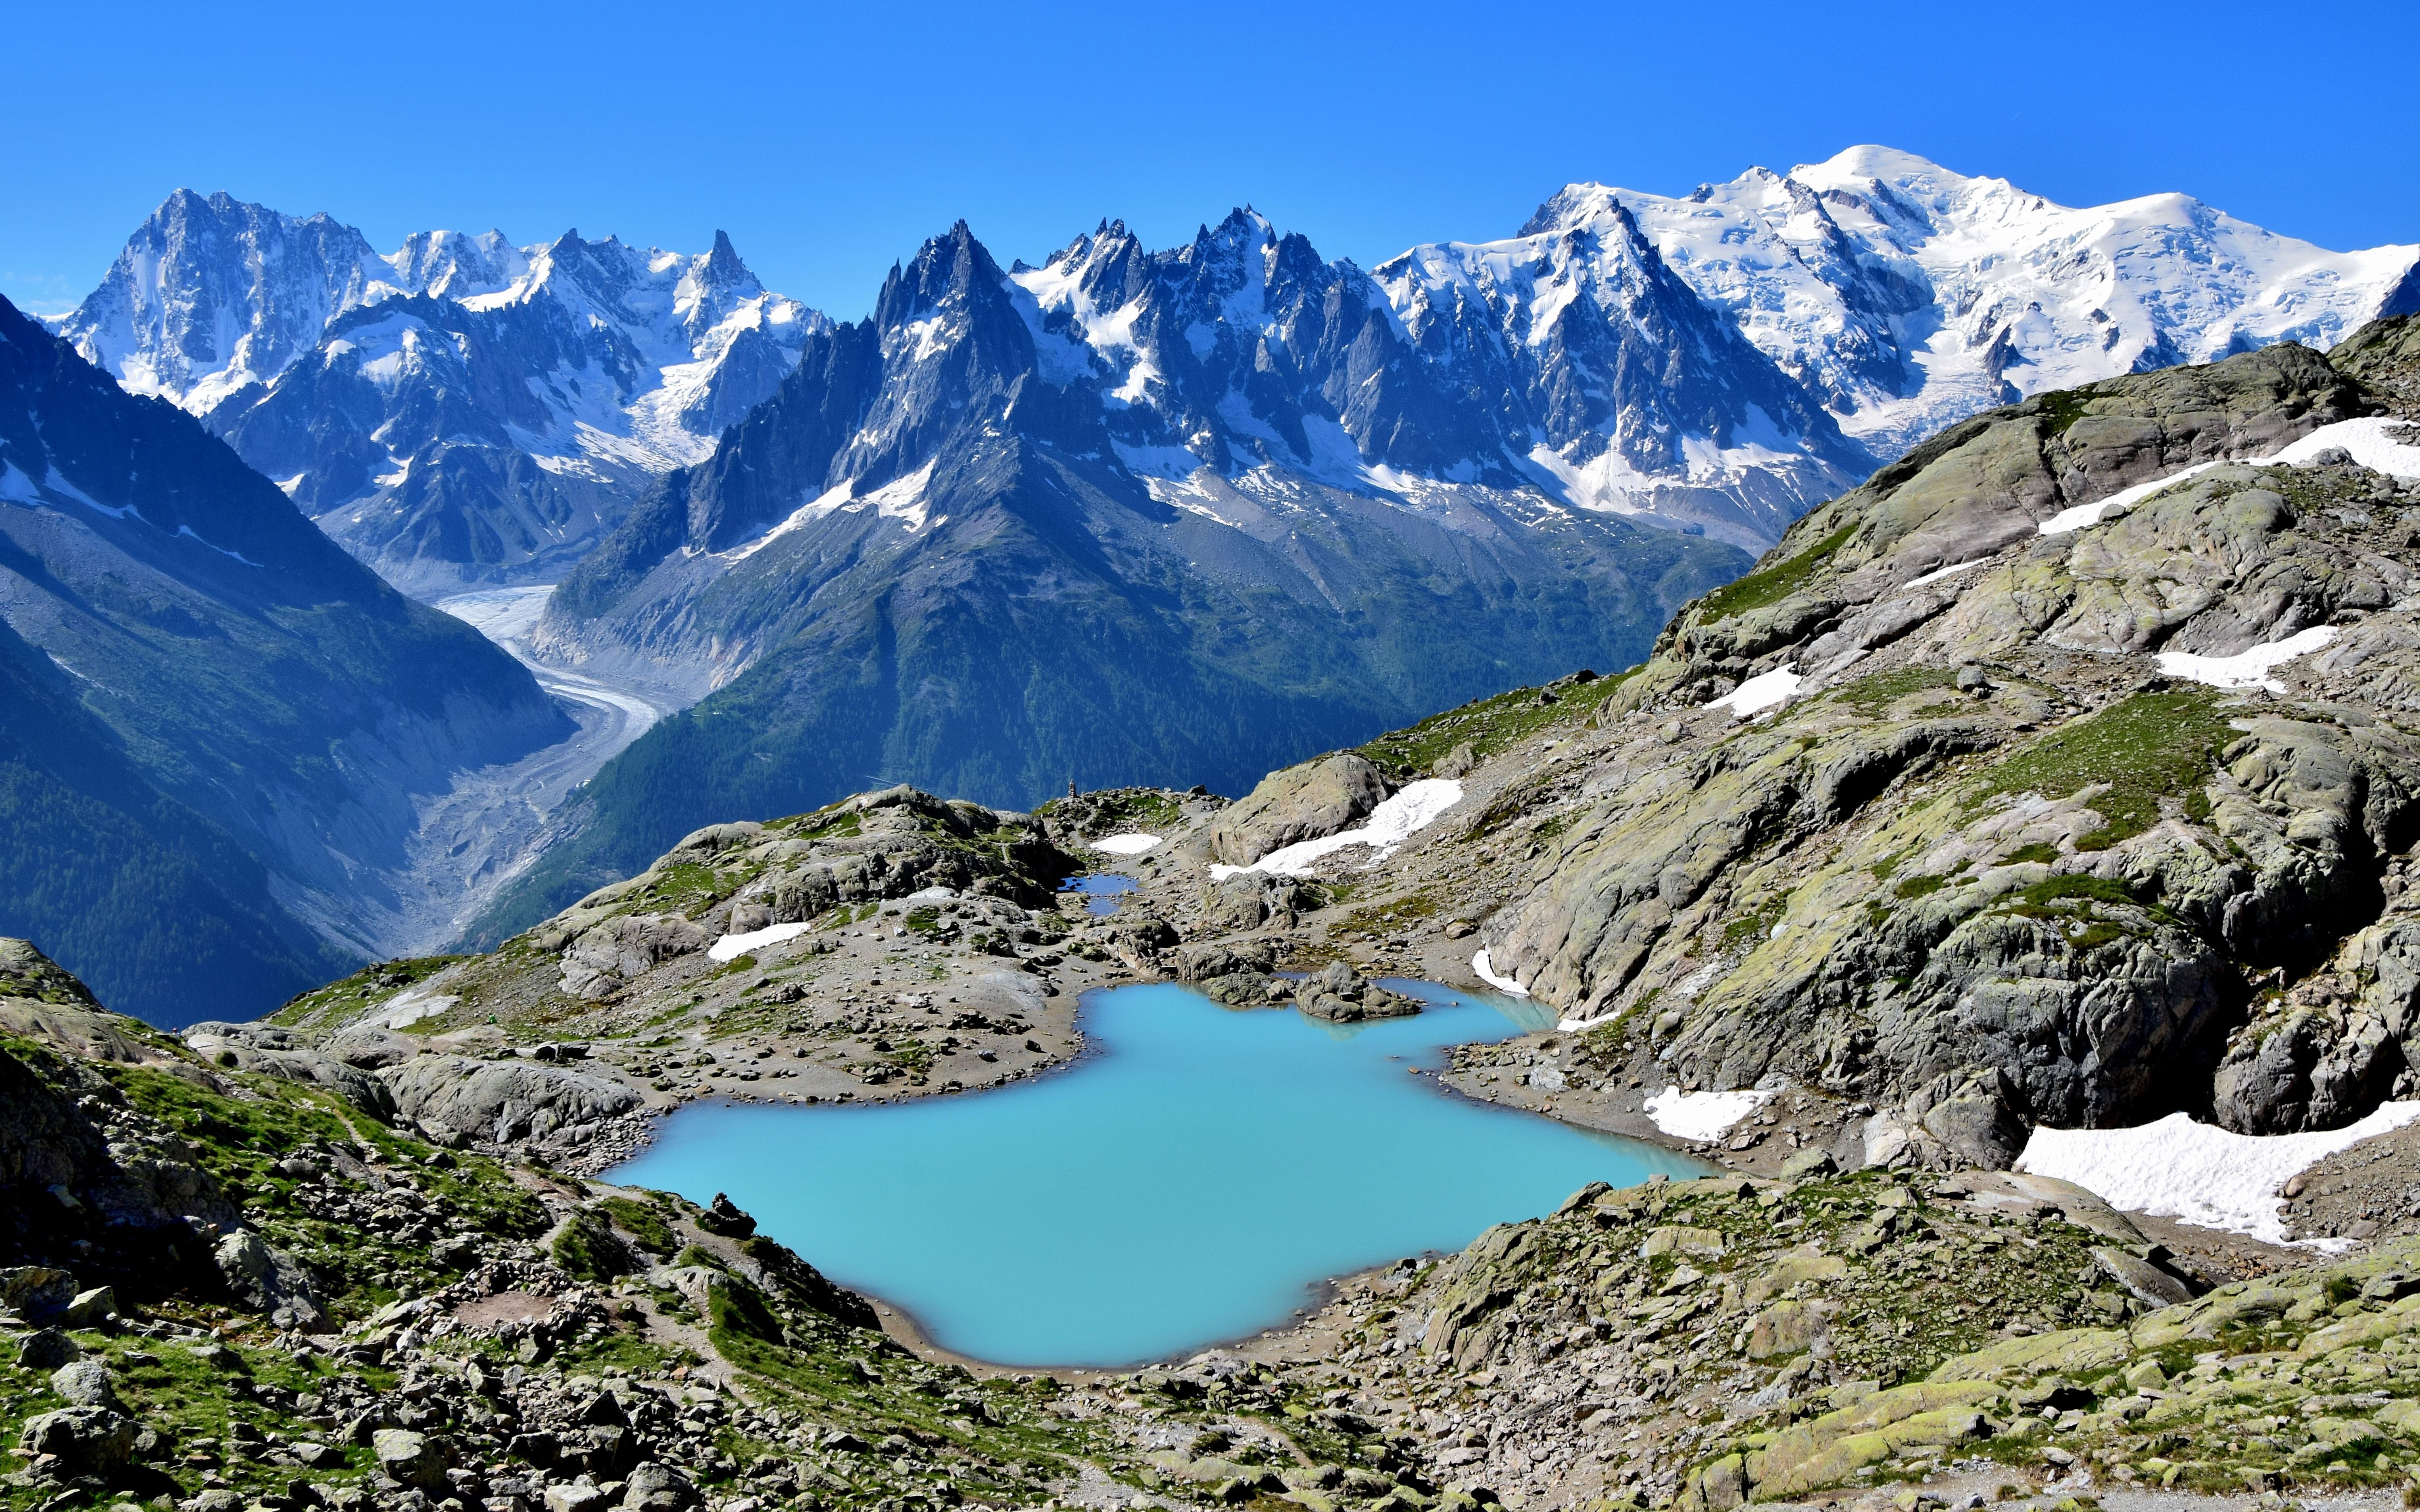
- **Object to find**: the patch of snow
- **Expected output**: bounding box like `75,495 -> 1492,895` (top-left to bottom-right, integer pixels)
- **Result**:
1643,1084 -> 1774,1142
1089,833 -> 1162,856
1471,948 -> 1529,997
2039,417 -> 2420,539
1706,664 -> 1802,718
2040,462 -> 2226,535
2016,1103 -> 2420,1247
1906,557 -> 1991,588
2155,625 -> 2337,693
376,985 -> 458,1029
1208,779 -> 1464,880
708,921 -> 816,963
2271,416 -> 2420,479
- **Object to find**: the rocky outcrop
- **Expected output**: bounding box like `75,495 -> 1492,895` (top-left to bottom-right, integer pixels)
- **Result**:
1204,754 -> 1392,866
537,786 -> 1077,999
182,1020 -> 399,1119
1471,333 -> 2420,1152
382,1055 -> 644,1156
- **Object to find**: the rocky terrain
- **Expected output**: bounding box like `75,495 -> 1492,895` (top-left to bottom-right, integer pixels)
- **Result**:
16,317 -> 2420,1512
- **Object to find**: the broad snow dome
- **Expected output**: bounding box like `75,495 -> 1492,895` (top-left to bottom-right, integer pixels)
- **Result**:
1606,145 -> 2420,456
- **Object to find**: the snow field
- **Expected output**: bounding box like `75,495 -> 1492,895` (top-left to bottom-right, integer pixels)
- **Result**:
2016,1102 -> 2420,1247
1208,779 -> 1463,881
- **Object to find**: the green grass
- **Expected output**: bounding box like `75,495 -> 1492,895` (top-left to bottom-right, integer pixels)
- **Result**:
599,1194 -> 679,1255
1356,669 -> 1636,777
1832,666 -> 1960,714
1695,524 -> 1857,623
1969,688 -> 2238,850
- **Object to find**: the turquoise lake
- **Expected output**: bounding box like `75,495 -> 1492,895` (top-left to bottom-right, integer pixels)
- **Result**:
609,979 -> 1701,1367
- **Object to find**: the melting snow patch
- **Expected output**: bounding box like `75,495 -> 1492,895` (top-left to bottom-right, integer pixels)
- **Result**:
2270,416 -> 2420,479
2039,462 -> 2224,535
708,921 -> 816,963
1471,948 -> 1529,997
2155,625 -> 2337,693
2015,1102 -> 2420,1247
1089,833 -> 1162,856
1707,665 -> 1802,719
1906,557 -> 1991,588
1643,1084 -> 1773,1142
1209,779 -> 1462,879
2038,418 -> 2420,540
378,985 -> 458,1030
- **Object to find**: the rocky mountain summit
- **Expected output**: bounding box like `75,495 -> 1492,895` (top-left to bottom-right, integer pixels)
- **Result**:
58,190 -> 822,593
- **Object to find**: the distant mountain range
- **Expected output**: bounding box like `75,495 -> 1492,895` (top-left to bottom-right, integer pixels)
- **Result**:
58,192 -> 820,594
0,294 -> 568,1023
32,150 -> 2420,952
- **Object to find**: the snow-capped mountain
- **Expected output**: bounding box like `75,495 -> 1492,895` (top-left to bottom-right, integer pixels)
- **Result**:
59,192 -> 822,593
1604,145 -> 2420,455
478,220 -> 1750,934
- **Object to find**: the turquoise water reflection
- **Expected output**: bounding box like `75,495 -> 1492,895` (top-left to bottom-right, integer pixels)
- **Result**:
609,979 -> 1700,1367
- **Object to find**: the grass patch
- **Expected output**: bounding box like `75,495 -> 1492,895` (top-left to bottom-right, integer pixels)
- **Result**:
2004,842 -> 2060,865
1832,666 -> 1960,714
1696,524 -> 1857,623
1969,688 -> 2237,850
599,1195 -> 678,1256
1356,669 -> 1634,778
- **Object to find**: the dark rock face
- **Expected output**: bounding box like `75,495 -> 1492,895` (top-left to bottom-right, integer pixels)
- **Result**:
0,949 -> 235,1292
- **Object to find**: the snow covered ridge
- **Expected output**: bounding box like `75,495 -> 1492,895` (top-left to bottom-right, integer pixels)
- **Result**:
59,191 -> 822,475
1209,779 -> 1464,881
1594,145 -> 2419,458
2016,1103 -> 2420,1248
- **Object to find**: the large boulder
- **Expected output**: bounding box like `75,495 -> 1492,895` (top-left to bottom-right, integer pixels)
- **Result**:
1206,754 -> 1390,866
372,1427 -> 453,1489
382,1055 -> 643,1156
19,1406 -> 137,1477
559,914 -> 712,999
212,1229 -> 325,1330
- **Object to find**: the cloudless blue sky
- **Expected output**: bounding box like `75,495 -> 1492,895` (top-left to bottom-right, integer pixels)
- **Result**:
4,0 -> 2416,320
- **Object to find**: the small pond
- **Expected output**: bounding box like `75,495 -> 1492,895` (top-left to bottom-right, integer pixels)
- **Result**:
609,979 -> 1700,1367
1058,873 -> 1137,916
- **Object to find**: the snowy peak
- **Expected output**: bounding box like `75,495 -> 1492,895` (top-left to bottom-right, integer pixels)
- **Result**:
1609,145 -> 2420,452
58,191 -> 826,591
60,189 -> 412,414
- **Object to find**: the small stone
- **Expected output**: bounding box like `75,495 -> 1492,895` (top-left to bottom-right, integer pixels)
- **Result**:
1779,1148 -> 1837,1179
545,1482 -> 609,1512
59,1286 -> 116,1327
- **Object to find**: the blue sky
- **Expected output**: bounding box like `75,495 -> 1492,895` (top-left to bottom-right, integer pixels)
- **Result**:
4,0 -> 2416,321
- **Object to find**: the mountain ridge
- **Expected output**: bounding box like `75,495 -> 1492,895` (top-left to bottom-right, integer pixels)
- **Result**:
58,192 -> 824,594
